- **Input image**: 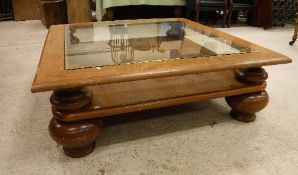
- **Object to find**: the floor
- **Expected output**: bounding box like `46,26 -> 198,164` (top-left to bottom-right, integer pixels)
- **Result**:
0,20 -> 298,175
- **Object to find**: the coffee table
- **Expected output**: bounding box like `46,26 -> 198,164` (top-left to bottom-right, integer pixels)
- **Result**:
31,18 -> 291,158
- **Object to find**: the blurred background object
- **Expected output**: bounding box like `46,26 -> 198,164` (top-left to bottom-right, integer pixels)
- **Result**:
0,0 -> 13,21
272,0 -> 298,27
12,0 -> 40,21
38,0 -> 68,28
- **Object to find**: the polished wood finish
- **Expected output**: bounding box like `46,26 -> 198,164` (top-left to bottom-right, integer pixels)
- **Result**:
289,13 -> 298,46
49,88 -> 102,158
235,67 -> 268,84
31,18 -> 292,157
56,70 -> 266,122
226,67 -> 269,122
49,118 -> 102,158
66,0 -> 92,23
50,88 -> 92,119
225,91 -> 269,122
31,18 -> 291,93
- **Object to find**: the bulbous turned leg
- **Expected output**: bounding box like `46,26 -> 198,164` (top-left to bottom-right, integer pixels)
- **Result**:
225,91 -> 269,123
49,87 -> 102,158
50,87 -> 92,120
234,67 -> 268,84
49,118 -> 102,158
228,67 -> 269,122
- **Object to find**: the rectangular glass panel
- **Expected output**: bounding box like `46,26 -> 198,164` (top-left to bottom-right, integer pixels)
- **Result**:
65,20 -> 255,70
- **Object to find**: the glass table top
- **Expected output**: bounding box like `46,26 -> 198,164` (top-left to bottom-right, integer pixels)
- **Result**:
65,20 -> 255,70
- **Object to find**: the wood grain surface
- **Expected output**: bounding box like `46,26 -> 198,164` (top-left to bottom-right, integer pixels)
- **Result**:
66,0 -> 92,23
31,18 -> 291,93
226,91 -> 269,122
55,70 -> 267,121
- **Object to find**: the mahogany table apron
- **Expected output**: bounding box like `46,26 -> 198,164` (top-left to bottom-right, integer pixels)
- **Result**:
31,18 -> 292,158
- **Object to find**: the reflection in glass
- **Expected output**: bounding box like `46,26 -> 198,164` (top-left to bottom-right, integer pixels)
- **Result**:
65,20 -> 255,70
108,25 -> 134,64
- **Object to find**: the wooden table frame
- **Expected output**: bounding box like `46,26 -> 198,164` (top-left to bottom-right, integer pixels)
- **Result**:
32,18 -> 291,158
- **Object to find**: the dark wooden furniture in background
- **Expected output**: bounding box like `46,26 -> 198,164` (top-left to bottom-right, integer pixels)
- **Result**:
253,0 -> 297,29
12,0 -> 40,20
66,0 -> 92,23
0,0 -> 13,21
255,0 -> 273,29
227,0 -> 257,27
12,0 -> 92,25
289,13 -> 298,45
102,6 -> 184,21
31,18 -> 291,158
186,0 -> 228,27
38,0 -> 68,28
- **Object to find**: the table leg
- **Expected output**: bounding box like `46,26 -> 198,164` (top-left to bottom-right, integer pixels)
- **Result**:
289,14 -> 298,45
48,88 -> 102,158
225,68 -> 269,122
234,67 -> 268,84
225,91 -> 269,122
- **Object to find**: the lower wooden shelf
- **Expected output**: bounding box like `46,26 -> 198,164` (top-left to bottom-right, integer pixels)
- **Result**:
59,70 -> 266,121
